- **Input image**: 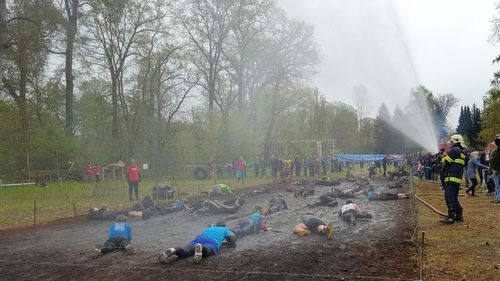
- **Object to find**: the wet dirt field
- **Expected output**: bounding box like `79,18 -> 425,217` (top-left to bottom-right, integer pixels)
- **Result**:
0,179 -> 419,281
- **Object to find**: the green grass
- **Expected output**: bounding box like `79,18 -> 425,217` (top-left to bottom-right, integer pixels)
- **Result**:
0,164 -> 390,229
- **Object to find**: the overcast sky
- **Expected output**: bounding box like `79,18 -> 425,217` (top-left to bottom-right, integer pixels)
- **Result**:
276,0 -> 499,127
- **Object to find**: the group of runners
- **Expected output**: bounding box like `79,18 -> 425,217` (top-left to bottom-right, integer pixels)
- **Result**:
94,175 -> 407,265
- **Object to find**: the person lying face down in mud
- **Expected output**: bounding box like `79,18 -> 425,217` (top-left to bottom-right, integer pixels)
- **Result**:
388,170 -> 409,181
268,193 -> 288,213
186,197 -> 245,214
94,215 -> 134,256
254,184 -> 272,194
387,177 -> 407,189
294,185 -> 315,197
365,186 -> 409,201
338,200 -> 373,225
158,221 -> 236,264
293,214 -> 334,239
327,187 -> 365,199
88,196 -> 157,220
312,177 -> 341,186
230,206 -> 270,237
307,192 -> 339,208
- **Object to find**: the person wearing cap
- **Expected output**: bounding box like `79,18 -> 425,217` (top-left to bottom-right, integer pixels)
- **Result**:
441,134 -> 467,224
126,159 -> 141,201
268,193 -> 288,213
158,222 -> 236,264
293,214 -> 334,239
338,200 -> 373,225
465,151 -> 489,196
94,215 -> 134,256
490,134 -> 500,203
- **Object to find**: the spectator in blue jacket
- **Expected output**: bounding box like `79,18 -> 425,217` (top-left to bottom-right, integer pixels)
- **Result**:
95,215 -> 134,255
465,151 -> 489,196
158,222 -> 236,264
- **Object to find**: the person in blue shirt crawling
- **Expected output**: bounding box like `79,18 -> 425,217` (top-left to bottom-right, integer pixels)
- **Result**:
158,221 -> 236,264
230,206 -> 270,237
95,215 -> 134,255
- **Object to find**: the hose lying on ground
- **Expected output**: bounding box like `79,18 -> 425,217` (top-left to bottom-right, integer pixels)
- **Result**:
414,194 -> 447,217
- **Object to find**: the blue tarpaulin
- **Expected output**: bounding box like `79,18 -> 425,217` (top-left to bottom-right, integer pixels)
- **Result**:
334,154 -> 405,163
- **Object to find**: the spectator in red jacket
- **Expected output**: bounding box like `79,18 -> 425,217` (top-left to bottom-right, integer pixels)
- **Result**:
126,159 -> 141,201
85,162 -> 94,183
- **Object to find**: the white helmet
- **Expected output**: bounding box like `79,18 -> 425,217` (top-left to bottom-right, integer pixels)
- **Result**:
449,134 -> 466,148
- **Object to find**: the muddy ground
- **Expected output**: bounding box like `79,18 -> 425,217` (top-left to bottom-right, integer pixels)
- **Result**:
0,179 -> 419,281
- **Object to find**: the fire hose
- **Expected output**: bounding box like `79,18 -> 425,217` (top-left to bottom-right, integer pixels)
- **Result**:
414,194 -> 448,217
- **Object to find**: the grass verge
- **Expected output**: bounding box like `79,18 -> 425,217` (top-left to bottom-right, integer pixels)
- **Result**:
415,180 -> 500,281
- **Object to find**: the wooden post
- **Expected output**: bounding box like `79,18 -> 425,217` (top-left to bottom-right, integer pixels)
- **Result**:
421,231 -> 425,245
33,200 -> 37,225
72,202 -> 77,217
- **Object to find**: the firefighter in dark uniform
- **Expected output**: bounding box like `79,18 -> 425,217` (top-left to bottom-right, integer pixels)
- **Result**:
441,134 -> 466,224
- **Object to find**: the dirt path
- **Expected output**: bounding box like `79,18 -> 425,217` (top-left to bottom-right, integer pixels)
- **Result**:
0,180 -> 419,280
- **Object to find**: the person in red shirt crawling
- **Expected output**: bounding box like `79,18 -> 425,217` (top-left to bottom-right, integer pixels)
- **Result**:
85,162 -> 94,183
126,159 -> 141,201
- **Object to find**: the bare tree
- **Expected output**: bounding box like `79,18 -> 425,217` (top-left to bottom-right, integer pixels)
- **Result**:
179,0 -> 237,112
435,93 -> 459,119
80,0 -> 166,157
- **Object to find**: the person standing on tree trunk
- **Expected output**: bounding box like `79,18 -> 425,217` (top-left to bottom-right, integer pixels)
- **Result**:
126,159 -> 141,201
441,135 -> 466,224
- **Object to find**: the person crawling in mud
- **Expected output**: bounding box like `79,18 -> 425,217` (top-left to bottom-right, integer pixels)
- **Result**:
158,221 -> 236,264
87,205 -> 151,220
368,163 -> 377,180
346,170 -> 355,182
388,170 -> 409,181
293,214 -> 334,239
254,184 -> 272,194
312,177 -> 341,186
208,183 -> 232,196
307,192 -> 339,208
186,197 -> 244,214
338,200 -> 373,225
328,187 -> 365,198
294,185 -> 315,197
94,215 -> 134,256
365,186 -> 409,201
268,193 -> 288,213
387,177 -> 407,189
230,206 -> 269,237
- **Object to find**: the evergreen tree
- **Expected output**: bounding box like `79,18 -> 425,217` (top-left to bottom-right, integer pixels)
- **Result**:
470,103 -> 482,147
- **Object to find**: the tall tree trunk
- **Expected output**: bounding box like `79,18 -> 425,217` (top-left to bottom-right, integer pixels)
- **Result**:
263,82 -> 279,159
0,0 -> 7,53
111,72 -> 120,159
64,0 -> 78,136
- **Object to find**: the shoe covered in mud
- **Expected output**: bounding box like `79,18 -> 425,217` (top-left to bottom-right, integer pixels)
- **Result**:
346,214 -> 356,225
440,217 -> 454,225
125,244 -> 135,255
325,223 -> 334,240
193,243 -> 203,264
93,248 -> 102,258
158,248 -> 176,263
